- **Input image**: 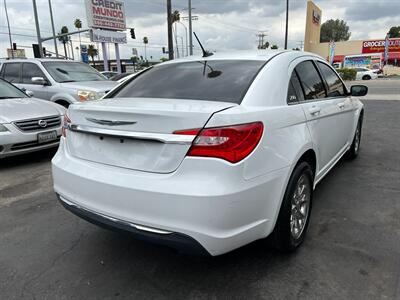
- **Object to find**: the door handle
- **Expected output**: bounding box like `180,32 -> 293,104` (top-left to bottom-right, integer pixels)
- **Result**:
308,106 -> 321,116
337,102 -> 345,109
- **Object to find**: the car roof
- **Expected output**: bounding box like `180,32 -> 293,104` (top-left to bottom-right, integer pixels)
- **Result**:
161,50 -> 323,65
0,58 -> 81,63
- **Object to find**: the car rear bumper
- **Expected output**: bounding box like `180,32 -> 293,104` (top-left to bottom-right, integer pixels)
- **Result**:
52,138 -> 290,256
0,124 -> 61,158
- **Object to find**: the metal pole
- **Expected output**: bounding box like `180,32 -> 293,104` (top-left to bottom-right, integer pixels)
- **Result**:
115,43 -> 121,73
284,0 -> 289,50
4,0 -> 14,58
32,0 -> 44,57
102,42 -> 109,71
188,0 -> 193,55
70,40 -> 74,60
167,0 -> 174,60
48,0 -> 59,58
179,22 -> 188,56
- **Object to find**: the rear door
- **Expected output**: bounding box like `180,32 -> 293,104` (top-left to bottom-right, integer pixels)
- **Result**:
1,62 -> 22,86
294,60 -> 343,174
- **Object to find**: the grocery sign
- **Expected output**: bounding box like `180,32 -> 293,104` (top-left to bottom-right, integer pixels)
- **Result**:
85,0 -> 126,31
362,38 -> 400,54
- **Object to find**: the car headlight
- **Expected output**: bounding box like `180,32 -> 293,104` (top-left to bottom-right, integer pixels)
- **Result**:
77,90 -> 105,102
0,124 -> 9,132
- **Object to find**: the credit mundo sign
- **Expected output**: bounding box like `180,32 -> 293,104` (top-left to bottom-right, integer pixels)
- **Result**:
86,0 -> 126,31
362,38 -> 400,54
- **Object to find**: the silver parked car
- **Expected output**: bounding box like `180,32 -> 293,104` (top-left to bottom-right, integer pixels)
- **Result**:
0,59 -> 118,108
0,78 -> 65,158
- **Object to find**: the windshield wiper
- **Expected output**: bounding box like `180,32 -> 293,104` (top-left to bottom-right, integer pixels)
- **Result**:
59,80 -> 77,83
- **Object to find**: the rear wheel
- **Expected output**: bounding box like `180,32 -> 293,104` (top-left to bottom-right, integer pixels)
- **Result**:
273,161 -> 313,252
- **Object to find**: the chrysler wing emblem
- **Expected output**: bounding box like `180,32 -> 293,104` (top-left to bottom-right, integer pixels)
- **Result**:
86,118 -> 137,126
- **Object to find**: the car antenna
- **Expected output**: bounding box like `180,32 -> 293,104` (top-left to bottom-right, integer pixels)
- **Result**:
193,32 -> 213,57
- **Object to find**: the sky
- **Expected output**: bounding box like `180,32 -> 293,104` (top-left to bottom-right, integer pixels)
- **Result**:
1,0 -> 399,61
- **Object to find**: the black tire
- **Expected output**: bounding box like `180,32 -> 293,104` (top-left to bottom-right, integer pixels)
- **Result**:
272,161 -> 313,252
56,100 -> 70,108
362,75 -> 371,80
346,116 -> 363,159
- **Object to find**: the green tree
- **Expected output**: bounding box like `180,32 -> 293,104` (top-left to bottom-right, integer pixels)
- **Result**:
87,44 -> 98,66
160,57 -> 169,62
171,10 -> 180,23
388,26 -> 400,38
320,19 -> 351,43
58,26 -> 70,58
74,19 -> 82,50
271,44 -> 278,49
143,36 -> 149,61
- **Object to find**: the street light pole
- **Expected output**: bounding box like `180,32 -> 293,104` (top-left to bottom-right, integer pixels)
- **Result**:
284,0 -> 289,50
167,0 -> 174,60
188,0 -> 193,55
32,0 -> 44,57
48,0 -> 59,58
4,0 -> 14,58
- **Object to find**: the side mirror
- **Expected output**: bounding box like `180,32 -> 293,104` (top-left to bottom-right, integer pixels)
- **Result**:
31,77 -> 47,85
350,85 -> 368,97
26,90 -> 34,97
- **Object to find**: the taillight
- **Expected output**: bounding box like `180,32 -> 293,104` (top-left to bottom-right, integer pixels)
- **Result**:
61,114 -> 71,137
174,122 -> 263,163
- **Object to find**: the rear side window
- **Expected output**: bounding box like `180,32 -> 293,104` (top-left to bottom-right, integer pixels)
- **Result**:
287,71 -> 304,104
2,63 -> 21,83
22,63 -> 46,84
295,61 -> 326,100
317,62 -> 346,97
112,60 -> 266,103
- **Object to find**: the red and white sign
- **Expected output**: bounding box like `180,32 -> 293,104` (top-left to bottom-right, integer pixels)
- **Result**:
362,38 -> 400,54
86,0 -> 126,31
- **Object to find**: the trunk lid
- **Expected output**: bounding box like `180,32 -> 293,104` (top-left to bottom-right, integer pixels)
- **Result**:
66,98 -> 236,173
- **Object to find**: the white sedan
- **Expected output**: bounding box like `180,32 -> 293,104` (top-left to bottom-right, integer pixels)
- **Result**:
355,67 -> 379,80
0,79 -> 65,158
52,51 -> 367,256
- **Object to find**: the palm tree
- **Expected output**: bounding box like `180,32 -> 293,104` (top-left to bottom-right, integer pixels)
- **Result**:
143,37 -> 149,61
87,44 -> 98,66
171,10 -> 180,58
74,19 -> 82,51
58,26 -> 70,58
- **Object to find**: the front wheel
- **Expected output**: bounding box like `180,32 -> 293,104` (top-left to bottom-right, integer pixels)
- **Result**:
346,116 -> 363,159
272,161 -> 313,252
362,75 -> 371,80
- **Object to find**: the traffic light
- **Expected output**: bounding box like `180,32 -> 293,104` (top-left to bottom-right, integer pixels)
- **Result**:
12,43 -> 17,50
43,47 -> 46,56
32,44 -> 41,58
130,28 -> 136,39
162,47 -> 166,54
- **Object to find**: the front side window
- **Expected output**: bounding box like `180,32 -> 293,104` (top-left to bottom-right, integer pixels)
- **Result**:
42,62 -> 105,83
295,61 -> 326,100
317,62 -> 346,97
111,60 -> 266,104
22,63 -> 47,84
2,63 -> 21,83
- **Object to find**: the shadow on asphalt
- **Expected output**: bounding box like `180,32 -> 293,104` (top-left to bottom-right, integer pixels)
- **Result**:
0,148 -> 57,170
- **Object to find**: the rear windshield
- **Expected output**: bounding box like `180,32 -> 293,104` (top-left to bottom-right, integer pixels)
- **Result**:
111,60 -> 265,103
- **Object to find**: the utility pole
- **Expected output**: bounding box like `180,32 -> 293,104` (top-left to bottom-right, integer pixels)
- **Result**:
298,40 -> 304,51
167,0 -> 174,60
257,32 -> 267,49
48,0 -> 59,58
4,0 -> 14,58
284,0 -> 289,49
188,0 -> 193,55
32,0 -> 44,57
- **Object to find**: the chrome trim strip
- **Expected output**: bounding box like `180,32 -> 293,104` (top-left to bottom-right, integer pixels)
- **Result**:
59,195 -> 173,235
68,124 -> 195,145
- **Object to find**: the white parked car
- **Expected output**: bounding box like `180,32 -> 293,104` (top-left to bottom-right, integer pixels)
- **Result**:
52,51 -> 367,256
354,67 -> 379,80
0,78 -> 65,158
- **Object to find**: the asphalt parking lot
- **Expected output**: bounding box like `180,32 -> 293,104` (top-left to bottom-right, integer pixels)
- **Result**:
1,81 -> 400,299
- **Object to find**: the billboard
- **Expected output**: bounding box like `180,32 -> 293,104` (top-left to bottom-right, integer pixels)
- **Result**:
86,0 -> 126,31
91,29 -> 127,44
362,38 -> 400,54
7,49 -> 26,58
